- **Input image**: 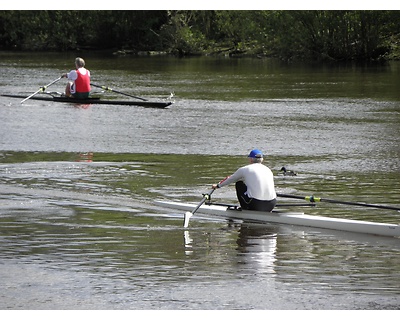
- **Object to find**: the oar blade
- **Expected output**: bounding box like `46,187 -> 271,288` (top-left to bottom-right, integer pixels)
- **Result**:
183,211 -> 193,228
182,188 -> 215,228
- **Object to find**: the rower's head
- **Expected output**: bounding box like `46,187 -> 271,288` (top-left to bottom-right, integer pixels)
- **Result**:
248,149 -> 263,163
75,57 -> 85,68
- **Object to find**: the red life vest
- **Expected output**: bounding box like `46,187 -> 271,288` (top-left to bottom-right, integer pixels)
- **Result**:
75,68 -> 91,93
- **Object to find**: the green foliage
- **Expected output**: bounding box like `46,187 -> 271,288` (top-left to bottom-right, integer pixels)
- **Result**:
0,10 -> 399,61
159,11 -> 209,55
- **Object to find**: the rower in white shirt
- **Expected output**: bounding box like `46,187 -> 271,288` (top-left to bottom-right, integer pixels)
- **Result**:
212,149 -> 277,212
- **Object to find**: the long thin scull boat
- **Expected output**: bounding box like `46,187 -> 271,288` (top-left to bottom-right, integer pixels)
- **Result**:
1,94 -> 173,108
155,200 -> 400,238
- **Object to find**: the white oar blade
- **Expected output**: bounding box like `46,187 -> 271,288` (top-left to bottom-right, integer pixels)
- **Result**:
183,211 -> 193,228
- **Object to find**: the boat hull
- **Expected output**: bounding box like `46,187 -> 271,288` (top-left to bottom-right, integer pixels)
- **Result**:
155,200 -> 400,238
1,94 -> 172,108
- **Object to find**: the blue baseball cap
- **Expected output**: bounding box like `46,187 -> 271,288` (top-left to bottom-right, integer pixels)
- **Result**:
248,149 -> 263,158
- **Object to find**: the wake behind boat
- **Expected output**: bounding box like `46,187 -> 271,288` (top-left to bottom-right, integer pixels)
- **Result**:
156,200 -> 400,238
1,93 -> 173,108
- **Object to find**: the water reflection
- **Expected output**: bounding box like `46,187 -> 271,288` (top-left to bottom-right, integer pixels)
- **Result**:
73,104 -> 91,109
235,224 -> 278,275
76,152 -> 94,162
184,230 -> 194,256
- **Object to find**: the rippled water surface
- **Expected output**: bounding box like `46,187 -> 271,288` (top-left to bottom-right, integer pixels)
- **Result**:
0,52 -> 400,310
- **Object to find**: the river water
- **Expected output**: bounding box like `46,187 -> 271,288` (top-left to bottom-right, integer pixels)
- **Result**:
0,52 -> 400,310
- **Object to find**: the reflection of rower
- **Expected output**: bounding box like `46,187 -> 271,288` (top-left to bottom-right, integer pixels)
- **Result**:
236,224 -> 278,274
76,152 -> 93,162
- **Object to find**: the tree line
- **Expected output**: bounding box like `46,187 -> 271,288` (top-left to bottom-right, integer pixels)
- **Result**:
1,10 -> 399,62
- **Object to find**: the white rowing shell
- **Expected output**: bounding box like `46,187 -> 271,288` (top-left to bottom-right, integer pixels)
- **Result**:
155,200 -> 400,238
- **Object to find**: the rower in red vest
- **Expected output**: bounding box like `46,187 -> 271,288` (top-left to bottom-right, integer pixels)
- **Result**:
62,57 -> 91,98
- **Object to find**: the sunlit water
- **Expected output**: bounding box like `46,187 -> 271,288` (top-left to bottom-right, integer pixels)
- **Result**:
0,52 -> 400,310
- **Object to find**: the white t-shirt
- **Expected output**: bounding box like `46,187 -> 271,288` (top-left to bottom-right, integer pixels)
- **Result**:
219,163 -> 276,201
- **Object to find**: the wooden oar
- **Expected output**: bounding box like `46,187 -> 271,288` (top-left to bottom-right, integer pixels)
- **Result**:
277,193 -> 400,211
21,76 -> 62,104
184,189 -> 215,228
91,84 -> 147,101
